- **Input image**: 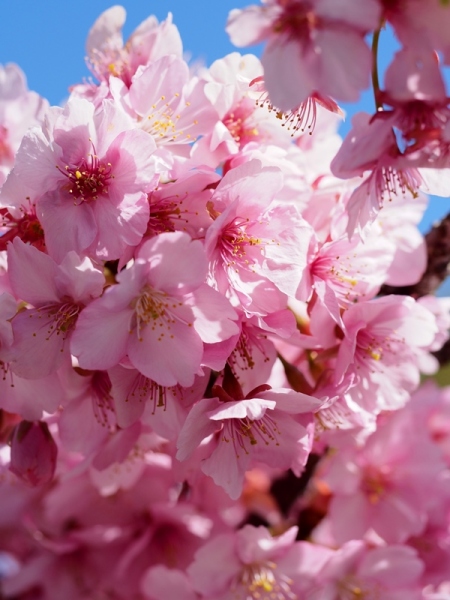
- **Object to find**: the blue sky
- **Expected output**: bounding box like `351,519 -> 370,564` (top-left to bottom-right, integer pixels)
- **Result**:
2,1 -> 450,284
0,1 -> 255,106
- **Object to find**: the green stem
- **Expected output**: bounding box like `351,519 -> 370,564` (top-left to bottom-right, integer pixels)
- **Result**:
371,27 -> 383,111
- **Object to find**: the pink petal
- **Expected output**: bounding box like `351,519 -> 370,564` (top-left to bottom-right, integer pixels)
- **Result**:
71,304 -> 133,370
202,432 -> 251,499
9,309 -> 70,378
190,284 -> 239,343
7,237 -> 60,305
176,397 -> 222,461
37,189 -> 97,263
140,231 -> 207,295
128,316 -> 203,387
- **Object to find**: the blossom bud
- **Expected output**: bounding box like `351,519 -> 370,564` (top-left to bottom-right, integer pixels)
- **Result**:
9,421 -> 57,486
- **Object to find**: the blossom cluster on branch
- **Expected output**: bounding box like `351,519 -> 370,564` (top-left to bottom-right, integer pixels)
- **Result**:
1,2 -> 450,598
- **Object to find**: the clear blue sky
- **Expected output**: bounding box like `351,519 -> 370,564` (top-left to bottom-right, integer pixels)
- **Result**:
1,1 -> 450,283
0,1 -> 257,106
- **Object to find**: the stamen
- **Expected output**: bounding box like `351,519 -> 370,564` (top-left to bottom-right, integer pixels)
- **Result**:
130,285 -> 192,342
124,371 -> 181,414
56,141 -> 113,203
375,166 -> 421,206
219,217 -> 269,274
337,575 -> 372,599
91,370 -> 114,427
233,561 -> 296,600
221,410 -> 281,459
141,94 -> 196,145
148,191 -> 193,236
223,98 -> 260,143
27,302 -> 82,344
228,326 -> 271,375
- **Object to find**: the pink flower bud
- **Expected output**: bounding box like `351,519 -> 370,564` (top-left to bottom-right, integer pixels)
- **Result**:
9,421 -> 57,486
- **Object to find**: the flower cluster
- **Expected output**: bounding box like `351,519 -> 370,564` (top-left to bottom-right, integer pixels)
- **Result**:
1,3 -> 450,599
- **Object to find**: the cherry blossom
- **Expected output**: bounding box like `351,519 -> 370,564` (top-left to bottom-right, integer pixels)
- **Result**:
6,237 -> 104,378
71,231 -> 239,387
3,97 -> 160,260
177,365 -> 321,499
227,0 -> 381,110
1,3 -> 450,598
85,6 -> 182,88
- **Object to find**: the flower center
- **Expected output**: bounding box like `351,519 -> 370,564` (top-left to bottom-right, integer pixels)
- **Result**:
358,328 -> 402,365
58,151 -> 112,203
222,411 -> 281,457
90,370 -> 115,427
220,217 -> 264,273
337,576 -> 371,599
233,562 -> 296,600
141,94 -> 196,145
0,206 -> 45,251
40,302 -> 82,340
273,1 -> 319,41
228,326 -> 271,374
131,285 -> 192,342
148,192 -> 191,237
88,47 -> 133,87
124,371 -> 182,413
311,251 -> 360,305
223,98 -> 260,144
361,466 -> 391,504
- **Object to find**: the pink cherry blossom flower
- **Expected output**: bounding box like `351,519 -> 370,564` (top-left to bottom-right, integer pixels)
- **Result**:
0,367 -> 66,421
298,231 -> 393,309
382,0 -> 450,64
58,367 -> 114,458
188,525 -> 332,599
147,170 -> 218,239
322,406 -> 449,545
124,54 -> 218,158
227,0 -> 381,111
335,294 -> 437,413
84,6 -> 182,88
108,364 -> 208,440
6,237 -> 104,379
71,231 -> 239,387
4,97 -> 160,261
382,45 -> 448,109
0,203 -> 45,252
309,540 -> 424,600
331,111 -> 450,236
193,53 -> 295,168
0,63 -> 48,184
177,365 -> 321,499
378,47 -> 450,174
205,159 -> 312,316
